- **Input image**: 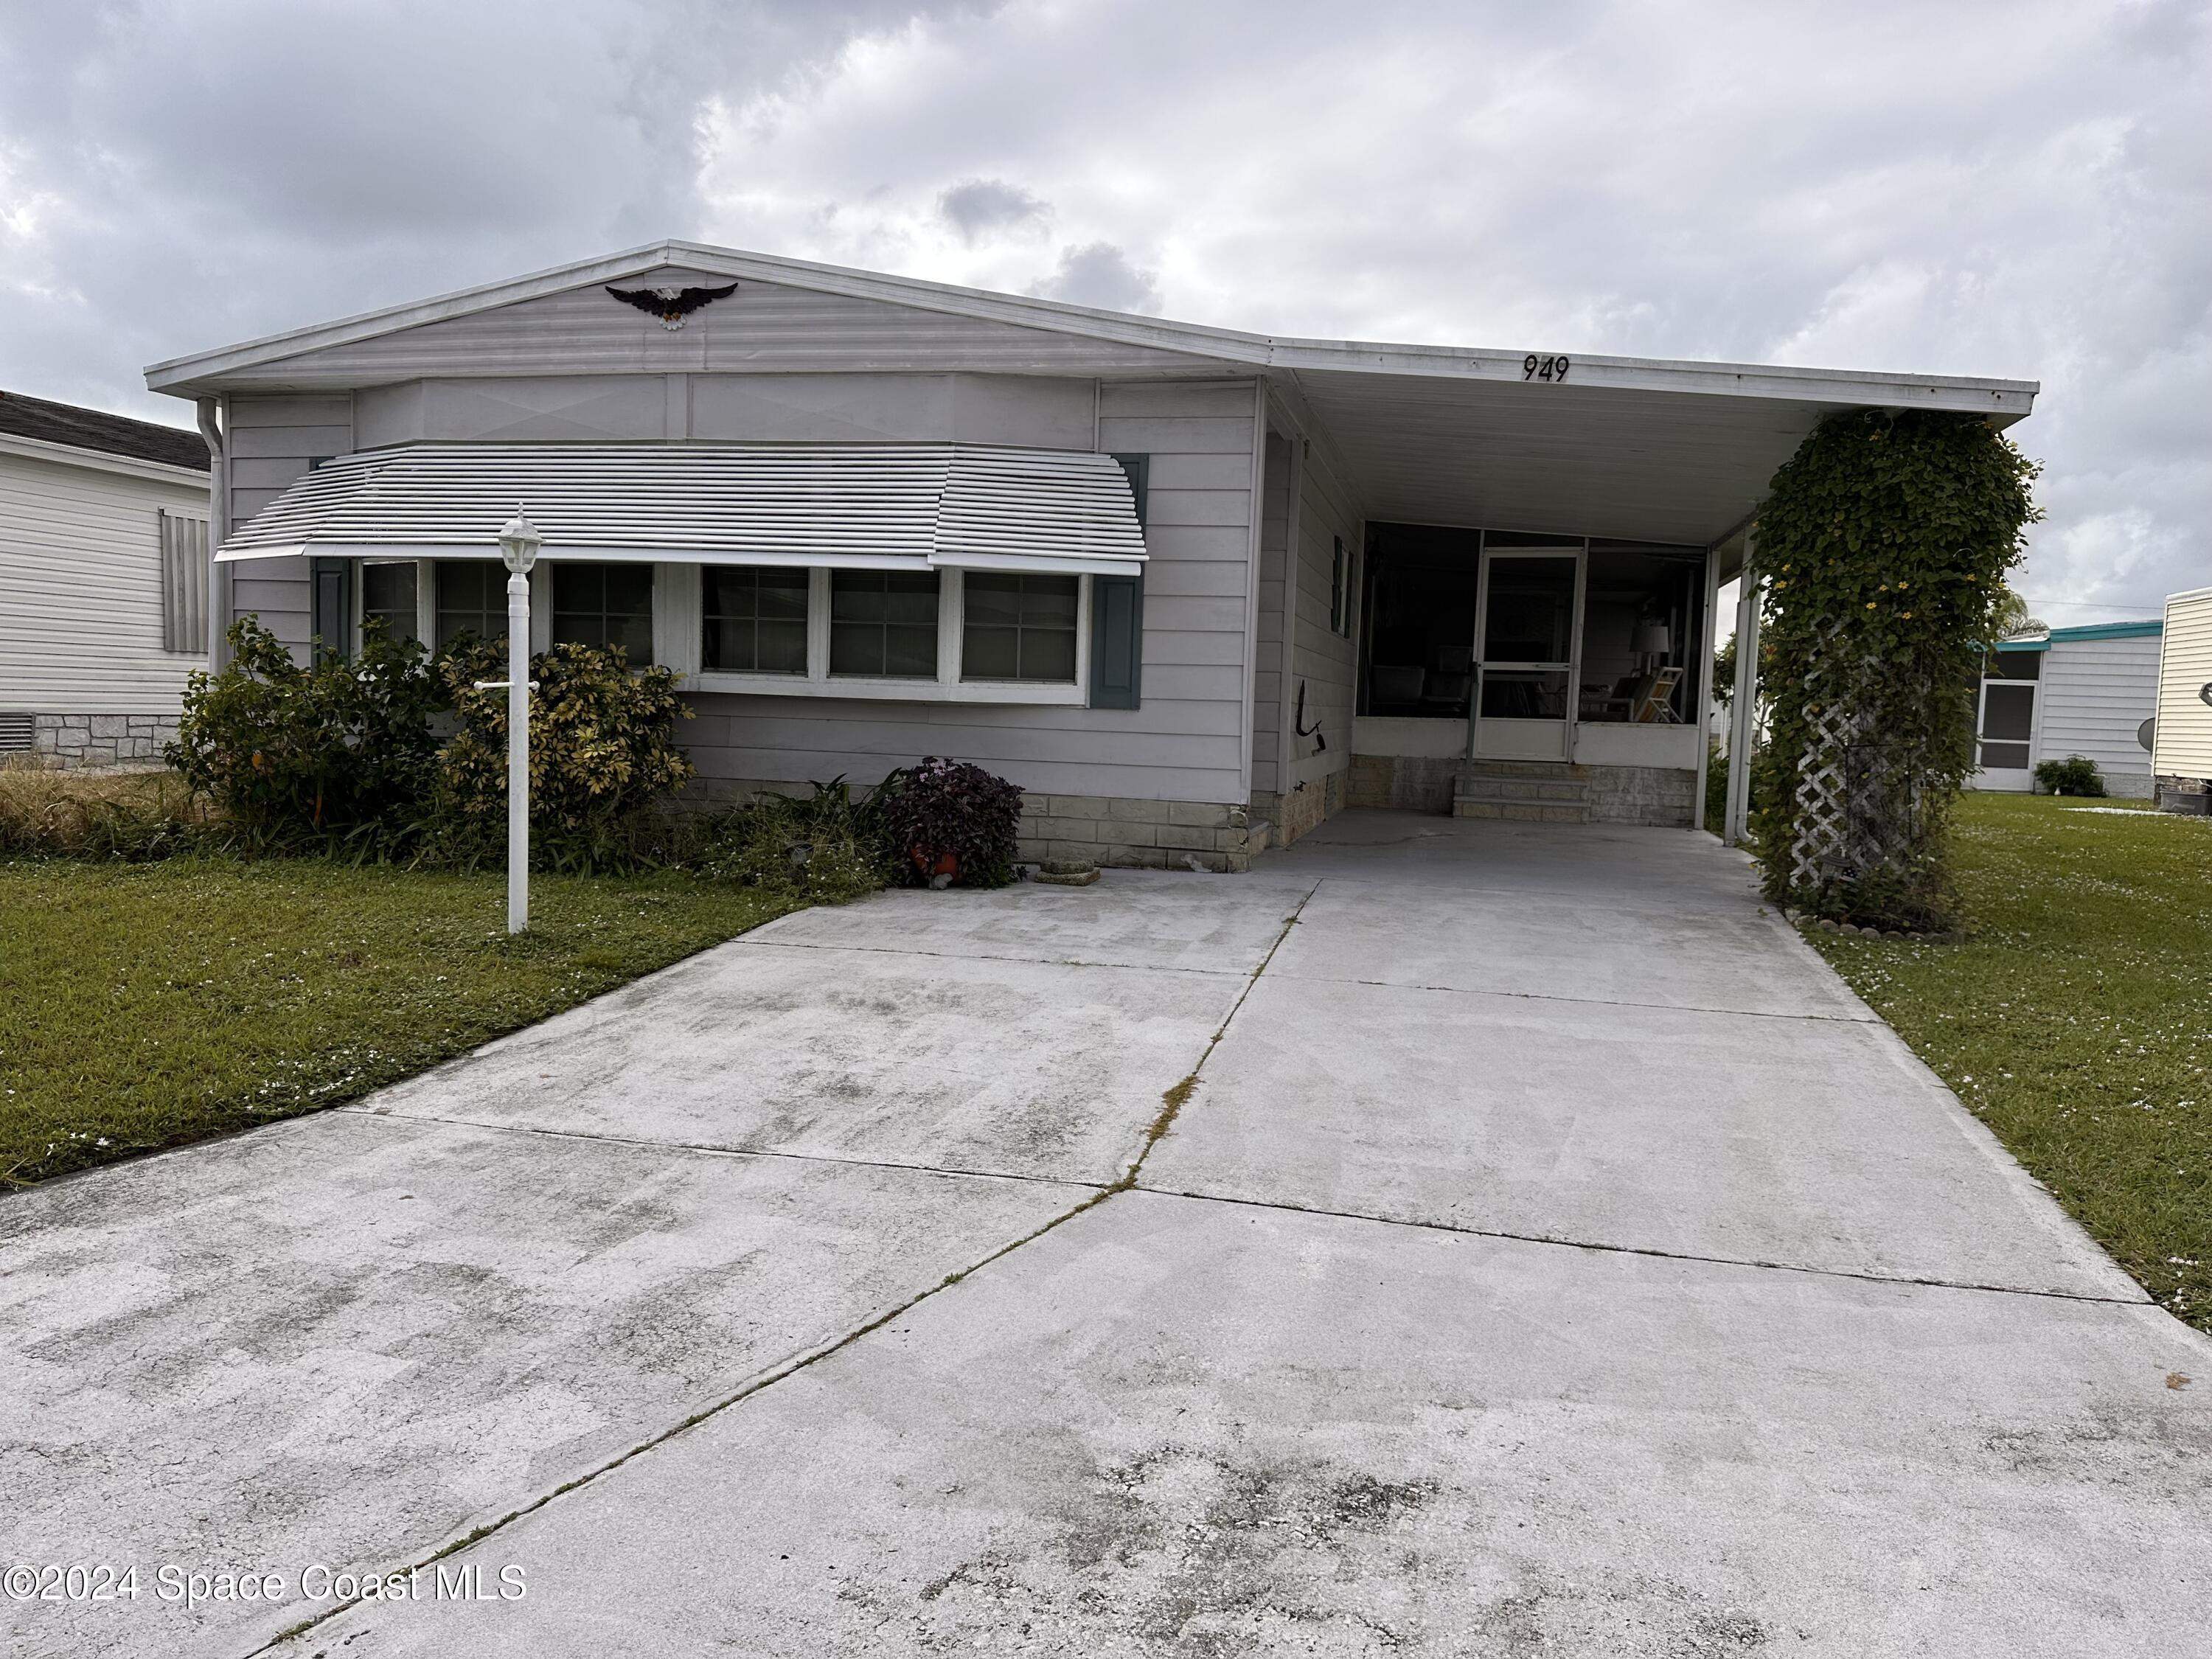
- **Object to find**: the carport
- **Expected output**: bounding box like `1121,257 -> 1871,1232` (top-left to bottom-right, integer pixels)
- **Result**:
1245,345 -> 2037,838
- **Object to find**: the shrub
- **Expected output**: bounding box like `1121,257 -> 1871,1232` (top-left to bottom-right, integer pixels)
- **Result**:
2034,755 -> 2107,797
877,757 -> 1026,888
0,759 -> 209,861
167,618 -> 445,855
434,639 -> 695,872
698,779 -> 898,903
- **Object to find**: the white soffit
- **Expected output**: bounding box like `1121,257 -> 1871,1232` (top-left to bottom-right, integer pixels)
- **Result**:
1288,371 -> 1885,546
213,442 -> 1147,574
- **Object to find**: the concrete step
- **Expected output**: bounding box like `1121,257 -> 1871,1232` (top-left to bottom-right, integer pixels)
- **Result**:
1453,799 -> 1591,824
1455,776 -> 1589,804
1458,760 -> 1585,779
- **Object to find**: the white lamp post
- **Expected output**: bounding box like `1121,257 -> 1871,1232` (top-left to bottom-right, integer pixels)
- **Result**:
482,507 -> 541,933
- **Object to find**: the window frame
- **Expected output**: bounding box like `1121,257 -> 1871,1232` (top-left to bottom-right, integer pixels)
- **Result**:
684,566 -> 1093,705
320,557 -> 1099,703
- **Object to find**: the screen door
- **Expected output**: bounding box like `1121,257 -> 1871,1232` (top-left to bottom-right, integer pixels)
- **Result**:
1470,548 -> 1581,760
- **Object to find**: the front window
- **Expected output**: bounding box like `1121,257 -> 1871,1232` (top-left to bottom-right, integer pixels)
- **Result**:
435,560 -> 507,649
830,571 -> 939,678
552,563 -> 655,663
961,573 -> 1078,683
703,566 -> 808,674
361,561 -> 419,644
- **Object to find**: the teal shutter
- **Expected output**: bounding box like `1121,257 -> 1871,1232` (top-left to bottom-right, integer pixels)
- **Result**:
1091,453 -> 1148,709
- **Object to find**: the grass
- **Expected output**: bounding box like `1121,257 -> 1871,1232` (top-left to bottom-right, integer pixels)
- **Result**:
1800,793 -> 2212,1330
0,857 -> 799,1187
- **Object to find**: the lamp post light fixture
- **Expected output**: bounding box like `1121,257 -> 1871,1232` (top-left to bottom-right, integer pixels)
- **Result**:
474,507 -> 542,933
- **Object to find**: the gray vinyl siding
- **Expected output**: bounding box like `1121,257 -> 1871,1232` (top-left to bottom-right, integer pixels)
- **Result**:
226,272 -> 1211,389
684,378 -> 1259,804
2039,634 -> 2160,796
1283,439 -> 1361,790
224,394 -> 353,660
0,448 -> 212,712
355,372 -> 1101,448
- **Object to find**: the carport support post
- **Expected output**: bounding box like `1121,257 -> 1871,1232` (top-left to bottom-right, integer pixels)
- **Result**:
1725,538 -> 1761,847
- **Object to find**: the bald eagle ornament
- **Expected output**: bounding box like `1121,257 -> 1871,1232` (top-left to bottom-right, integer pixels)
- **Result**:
605,280 -> 739,330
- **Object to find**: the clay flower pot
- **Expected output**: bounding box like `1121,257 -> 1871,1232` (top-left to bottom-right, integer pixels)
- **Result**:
911,847 -> 961,888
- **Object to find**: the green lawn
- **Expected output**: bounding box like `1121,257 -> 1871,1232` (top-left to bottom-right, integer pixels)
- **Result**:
1803,793 -> 2212,1330
0,858 -> 797,1186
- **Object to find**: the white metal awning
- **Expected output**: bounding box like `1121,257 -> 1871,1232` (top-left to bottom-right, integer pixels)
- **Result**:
214,442 -> 1148,574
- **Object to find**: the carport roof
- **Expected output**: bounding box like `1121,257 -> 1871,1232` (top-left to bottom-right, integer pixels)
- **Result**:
145,238 -> 2039,551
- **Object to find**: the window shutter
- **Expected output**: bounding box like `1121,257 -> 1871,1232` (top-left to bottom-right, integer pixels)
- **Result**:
311,557 -> 351,661
160,511 -> 210,654
1091,453 -> 1150,709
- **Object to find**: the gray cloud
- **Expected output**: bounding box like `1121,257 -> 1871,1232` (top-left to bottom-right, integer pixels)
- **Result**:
3,0 -> 2205,619
937,178 -> 1051,244
1029,242 -> 1161,313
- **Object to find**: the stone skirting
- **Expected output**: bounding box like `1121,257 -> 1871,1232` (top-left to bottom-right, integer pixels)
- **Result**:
1348,754 -> 1697,828
1018,793 -> 1260,872
19,713 -> 179,770
1347,754 -> 1458,813
1251,768 -> 1346,848
686,776 -> 1263,872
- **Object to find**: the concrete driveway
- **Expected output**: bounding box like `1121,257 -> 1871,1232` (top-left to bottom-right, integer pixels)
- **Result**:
4,810 -> 2207,1657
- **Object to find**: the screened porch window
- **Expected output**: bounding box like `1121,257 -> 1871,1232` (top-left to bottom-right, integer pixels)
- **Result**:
961,572 -> 1078,682
703,566 -> 808,674
830,571 -> 939,678
434,560 -> 507,648
553,563 -> 655,663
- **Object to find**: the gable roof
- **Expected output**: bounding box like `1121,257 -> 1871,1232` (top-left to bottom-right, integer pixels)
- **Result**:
0,388 -> 208,471
144,239 -> 2039,420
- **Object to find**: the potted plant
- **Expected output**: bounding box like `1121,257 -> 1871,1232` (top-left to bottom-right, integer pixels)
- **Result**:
877,757 -> 1025,888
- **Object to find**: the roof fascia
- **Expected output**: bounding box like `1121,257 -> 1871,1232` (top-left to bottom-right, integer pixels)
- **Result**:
145,237 -> 2039,420
2046,619 -> 2163,641
0,429 -> 212,487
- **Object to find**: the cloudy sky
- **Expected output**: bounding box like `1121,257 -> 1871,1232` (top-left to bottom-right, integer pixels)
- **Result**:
3,0 -> 2205,617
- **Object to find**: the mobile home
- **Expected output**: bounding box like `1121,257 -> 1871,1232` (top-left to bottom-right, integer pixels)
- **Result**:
0,390 -> 212,766
1970,619 -> 2163,797
144,241 -> 2037,864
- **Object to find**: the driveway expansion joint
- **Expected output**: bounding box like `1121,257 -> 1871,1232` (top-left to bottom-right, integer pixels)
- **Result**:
1264,971 -> 1879,1023
1130,1180 -> 2157,1309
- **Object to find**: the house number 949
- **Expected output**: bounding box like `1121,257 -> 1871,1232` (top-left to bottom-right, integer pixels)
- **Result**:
1523,354 -> 1571,382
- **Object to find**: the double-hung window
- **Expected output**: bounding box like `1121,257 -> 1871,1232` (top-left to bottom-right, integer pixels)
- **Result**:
961,573 -> 1079,683
703,566 -> 808,674
435,560 -> 508,648
830,571 -> 940,678
361,562 -> 420,644
553,563 -> 655,662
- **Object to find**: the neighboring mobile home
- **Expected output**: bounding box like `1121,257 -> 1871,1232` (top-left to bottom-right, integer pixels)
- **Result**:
2152,587 -> 2212,815
1969,619 -> 2164,798
0,391 -> 212,766
144,241 -> 2037,866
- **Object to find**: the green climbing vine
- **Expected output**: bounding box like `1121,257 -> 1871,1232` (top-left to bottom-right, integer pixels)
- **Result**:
1750,408 -> 2039,929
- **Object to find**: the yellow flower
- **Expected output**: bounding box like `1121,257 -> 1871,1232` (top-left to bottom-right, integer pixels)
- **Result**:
1902,611 -> 1913,619
1866,601 -> 1877,609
